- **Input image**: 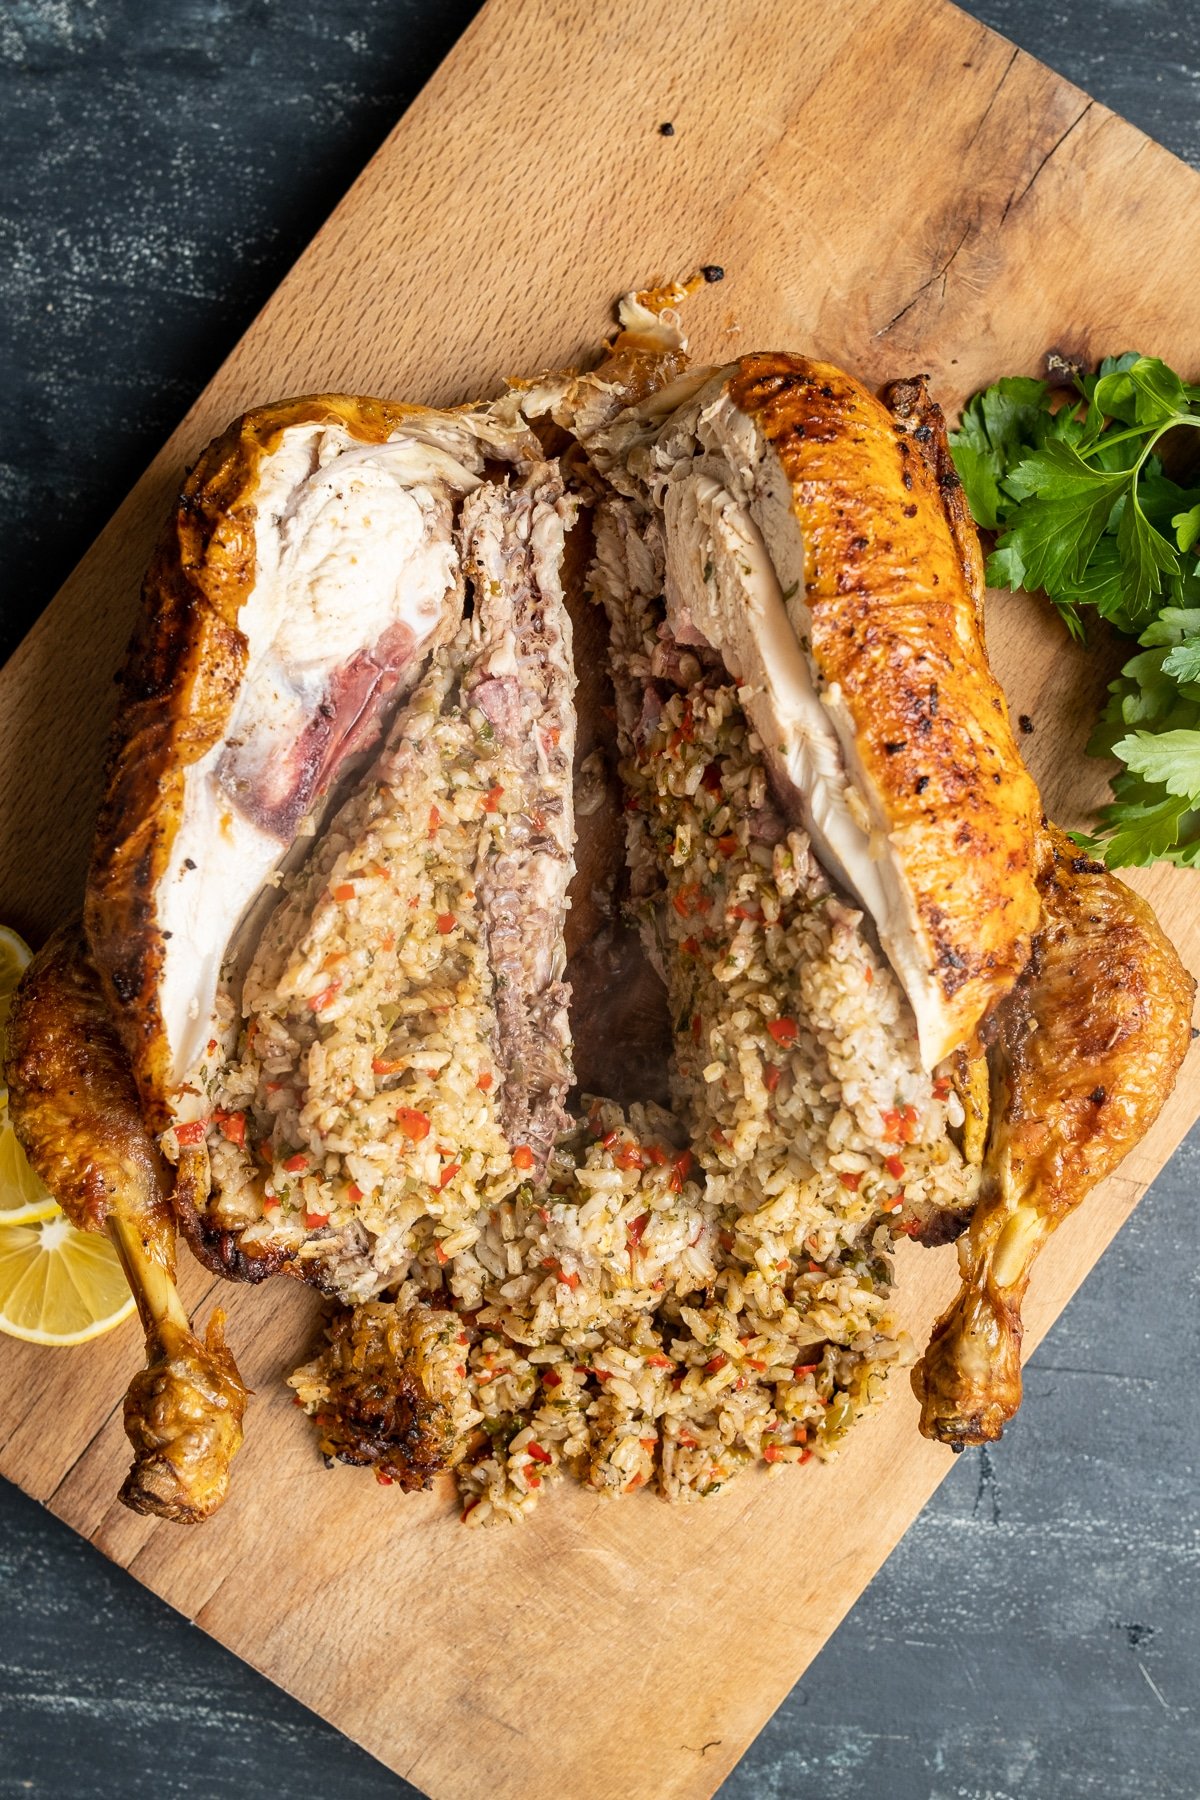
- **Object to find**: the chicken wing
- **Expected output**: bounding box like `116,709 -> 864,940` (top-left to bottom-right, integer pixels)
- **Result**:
5,925 -> 246,1520
913,826 -> 1195,1443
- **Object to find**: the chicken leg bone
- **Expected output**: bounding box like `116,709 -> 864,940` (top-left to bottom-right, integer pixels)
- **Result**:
913,826 -> 1195,1444
5,923 -> 246,1521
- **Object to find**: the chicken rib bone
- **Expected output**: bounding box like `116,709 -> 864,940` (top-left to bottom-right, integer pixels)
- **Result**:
5,924 -> 247,1521
913,826 -> 1195,1444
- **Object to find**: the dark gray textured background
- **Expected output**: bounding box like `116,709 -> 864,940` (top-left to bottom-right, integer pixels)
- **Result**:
2,3 -> 1198,1796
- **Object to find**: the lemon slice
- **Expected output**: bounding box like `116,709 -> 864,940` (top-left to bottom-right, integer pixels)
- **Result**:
0,1213 -> 138,1345
0,1123 -> 57,1227
0,923 -> 32,997
0,923 -> 32,1101
0,926 -> 57,1227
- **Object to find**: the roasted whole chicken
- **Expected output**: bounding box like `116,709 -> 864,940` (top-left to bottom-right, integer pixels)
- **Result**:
6,291 -> 1192,1520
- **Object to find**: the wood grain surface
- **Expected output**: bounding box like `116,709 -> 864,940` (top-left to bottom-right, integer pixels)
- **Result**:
2,2 -> 1199,1796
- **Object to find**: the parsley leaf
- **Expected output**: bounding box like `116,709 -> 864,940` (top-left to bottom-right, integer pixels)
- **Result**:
1116,488 -> 1179,617
990,442 -> 1128,598
1090,355 -> 1189,429
1172,503 -> 1200,553
1086,607 -> 1200,865
1163,640 -> 1200,683
950,376 -> 1054,529
1111,729 -> 1200,800
1086,792 -> 1198,867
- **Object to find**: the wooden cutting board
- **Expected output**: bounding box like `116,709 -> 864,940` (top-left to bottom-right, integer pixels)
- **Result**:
3,2 -> 1199,1794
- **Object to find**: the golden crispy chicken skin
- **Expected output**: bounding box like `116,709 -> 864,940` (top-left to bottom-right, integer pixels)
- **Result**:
884,375 -> 988,626
5,924 -> 247,1521
726,354 -> 1043,1062
914,826 -> 1195,1443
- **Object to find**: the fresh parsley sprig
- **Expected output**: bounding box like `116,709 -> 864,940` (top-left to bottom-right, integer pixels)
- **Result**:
949,353 -> 1200,868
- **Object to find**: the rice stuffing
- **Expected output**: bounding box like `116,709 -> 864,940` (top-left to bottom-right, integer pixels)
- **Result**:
204,639 -> 524,1280
283,517 -> 978,1519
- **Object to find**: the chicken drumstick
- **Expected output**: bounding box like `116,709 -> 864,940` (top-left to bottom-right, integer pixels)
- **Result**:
914,826 -> 1194,1444
5,924 -> 246,1520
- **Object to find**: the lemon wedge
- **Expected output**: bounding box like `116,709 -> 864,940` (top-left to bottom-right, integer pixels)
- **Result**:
0,926 -> 57,1227
0,922 -> 32,996
0,923 -> 31,1106
0,1212 -> 138,1346
0,1122 -> 57,1227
